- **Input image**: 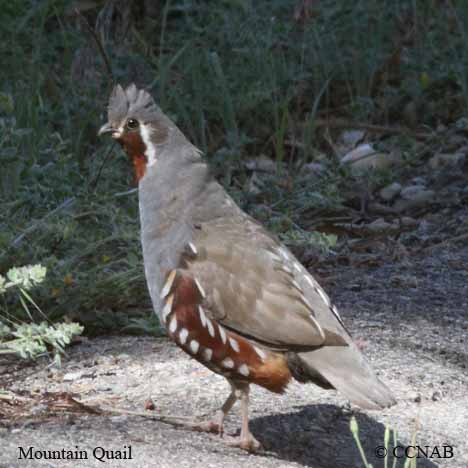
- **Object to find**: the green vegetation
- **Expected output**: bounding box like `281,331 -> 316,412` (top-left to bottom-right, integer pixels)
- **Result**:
1,0 -> 467,333
350,416 -> 419,468
0,264 -> 83,362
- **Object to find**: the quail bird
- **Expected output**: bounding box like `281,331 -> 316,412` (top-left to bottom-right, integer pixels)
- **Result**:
99,84 -> 395,451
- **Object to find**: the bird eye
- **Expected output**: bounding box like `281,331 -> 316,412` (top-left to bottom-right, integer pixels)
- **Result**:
126,118 -> 139,130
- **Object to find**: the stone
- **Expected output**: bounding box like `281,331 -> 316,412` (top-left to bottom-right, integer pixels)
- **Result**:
429,152 -> 465,169
408,391 -> 422,403
400,185 -> 428,199
394,185 -> 435,212
303,162 -> 325,174
245,155 -> 277,173
247,173 -> 263,196
340,129 -> 365,147
341,144 -> 401,173
379,182 -> 402,201
367,218 -> 393,233
63,371 -> 84,382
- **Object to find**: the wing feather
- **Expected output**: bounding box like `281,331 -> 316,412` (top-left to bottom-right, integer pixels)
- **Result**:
179,218 -> 347,349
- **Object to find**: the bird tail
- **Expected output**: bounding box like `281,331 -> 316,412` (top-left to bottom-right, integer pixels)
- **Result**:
295,344 -> 396,409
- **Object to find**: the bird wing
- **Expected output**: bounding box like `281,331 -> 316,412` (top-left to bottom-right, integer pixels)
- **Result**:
179,217 -> 349,350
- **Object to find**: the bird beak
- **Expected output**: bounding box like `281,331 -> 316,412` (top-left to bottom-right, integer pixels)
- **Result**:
98,122 -> 116,137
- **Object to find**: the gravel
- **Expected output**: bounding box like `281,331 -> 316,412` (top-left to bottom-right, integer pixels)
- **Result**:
1,245 -> 467,468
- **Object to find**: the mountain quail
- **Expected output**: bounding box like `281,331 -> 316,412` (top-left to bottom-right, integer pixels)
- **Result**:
99,84 -> 395,451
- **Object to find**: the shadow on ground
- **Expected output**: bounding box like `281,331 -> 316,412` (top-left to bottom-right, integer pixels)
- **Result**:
250,405 -> 439,468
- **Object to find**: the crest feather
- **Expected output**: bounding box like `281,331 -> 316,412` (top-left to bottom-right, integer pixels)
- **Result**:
107,83 -> 161,124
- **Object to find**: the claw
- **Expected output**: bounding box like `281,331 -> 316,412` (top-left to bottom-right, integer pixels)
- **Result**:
224,433 -> 262,452
193,420 -> 223,434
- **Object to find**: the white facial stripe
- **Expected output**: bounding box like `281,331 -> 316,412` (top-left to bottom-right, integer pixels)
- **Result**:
140,123 -> 157,167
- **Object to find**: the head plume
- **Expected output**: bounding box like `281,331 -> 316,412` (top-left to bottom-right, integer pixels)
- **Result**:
107,83 -> 161,125
99,83 -> 201,182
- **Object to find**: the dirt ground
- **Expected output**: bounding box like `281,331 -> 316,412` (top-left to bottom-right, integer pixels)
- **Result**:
1,242 -> 467,468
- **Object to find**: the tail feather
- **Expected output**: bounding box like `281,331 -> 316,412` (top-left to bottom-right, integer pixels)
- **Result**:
297,344 -> 396,409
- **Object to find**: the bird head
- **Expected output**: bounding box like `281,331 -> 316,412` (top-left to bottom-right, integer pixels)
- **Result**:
98,84 -> 174,181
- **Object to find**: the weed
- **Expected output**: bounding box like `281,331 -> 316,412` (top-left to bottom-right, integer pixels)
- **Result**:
0,264 -> 83,364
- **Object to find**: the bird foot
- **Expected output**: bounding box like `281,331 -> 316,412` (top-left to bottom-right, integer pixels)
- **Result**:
191,420 -> 223,435
223,433 -> 262,452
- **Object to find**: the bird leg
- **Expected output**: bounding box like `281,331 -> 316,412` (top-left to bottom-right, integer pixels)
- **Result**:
192,382 -> 237,434
189,382 -> 261,451
223,383 -> 261,452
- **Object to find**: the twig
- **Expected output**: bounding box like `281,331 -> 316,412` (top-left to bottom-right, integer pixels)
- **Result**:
113,188 -> 138,198
313,118 -> 434,140
89,142 -> 116,191
0,392 -> 31,403
10,198 -> 76,248
0,390 -> 205,431
98,406 -> 205,430
421,232 -> 468,252
74,8 -> 114,84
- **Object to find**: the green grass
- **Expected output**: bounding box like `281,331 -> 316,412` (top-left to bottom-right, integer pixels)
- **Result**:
1,0 -> 468,332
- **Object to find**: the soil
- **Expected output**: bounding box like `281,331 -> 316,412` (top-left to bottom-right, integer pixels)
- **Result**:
1,243 -> 467,468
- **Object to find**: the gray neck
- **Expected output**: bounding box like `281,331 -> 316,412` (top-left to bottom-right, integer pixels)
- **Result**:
137,143 -> 236,319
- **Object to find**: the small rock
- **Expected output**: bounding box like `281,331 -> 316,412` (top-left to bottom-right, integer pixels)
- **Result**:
63,370 -> 95,381
341,144 -> 398,172
340,129 -> 365,147
303,162 -> 325,174
30,403 -> 49,415
456,144 -> 468,155
247,173 -> 263,196
445,134 -> 466,150
244,155 -> 277,173
366,218 -> 393,233
379,182 -> 402,201
411,177 -> 427,186
390,274 -> 418,288
429,152 -> 465,169
110,415 -> 129,423
400,185 -> 427,199
431,390 -> 442,401
401,216 -> 419,228
408,391 -> 422,403
63,371 -> 83,382
403,100 -> 418,127
394,185 -> 435,212
144,398 -> 156,411
455,116 -> 468,130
